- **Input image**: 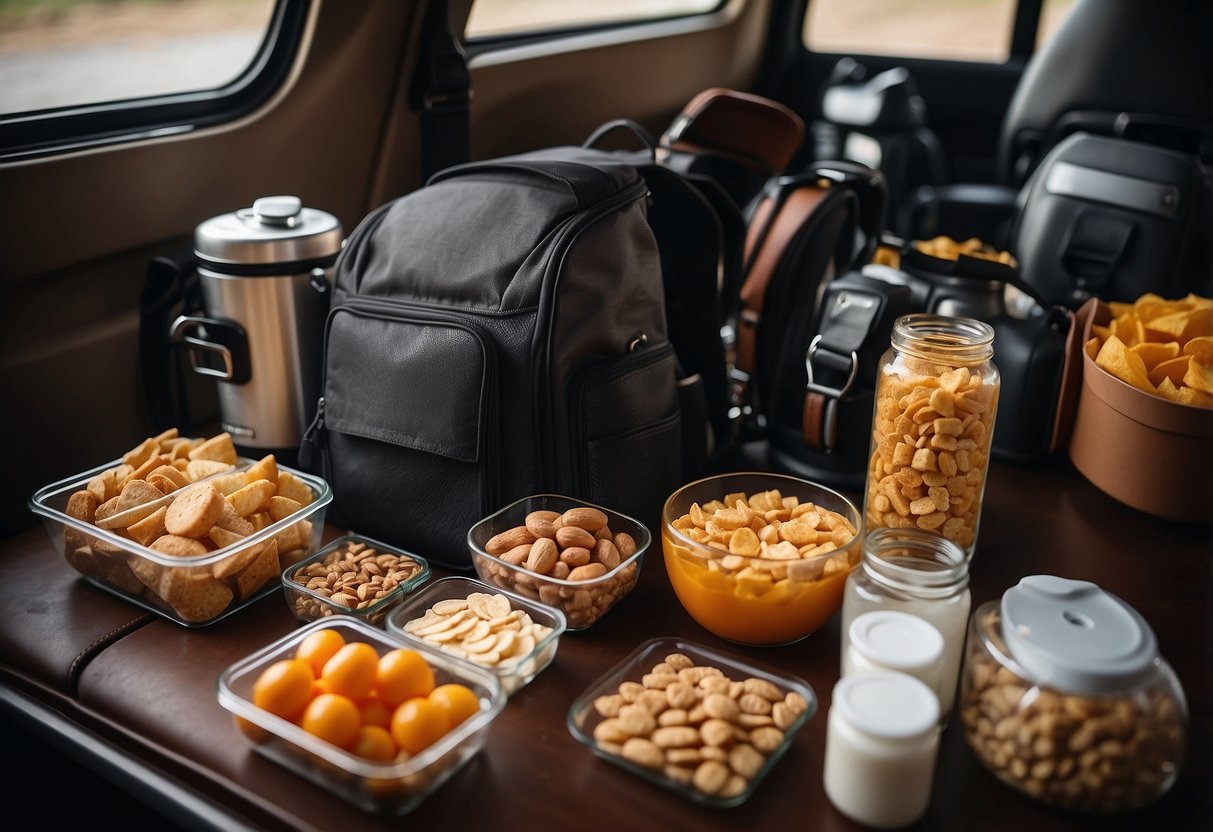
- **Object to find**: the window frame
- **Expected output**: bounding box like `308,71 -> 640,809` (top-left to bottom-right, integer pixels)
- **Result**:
462,0 -> 729,54
800,0 -> 1045,67
0,0 -> 310,162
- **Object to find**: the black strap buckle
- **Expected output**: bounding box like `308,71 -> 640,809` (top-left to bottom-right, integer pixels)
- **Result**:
805,334 -> 858,452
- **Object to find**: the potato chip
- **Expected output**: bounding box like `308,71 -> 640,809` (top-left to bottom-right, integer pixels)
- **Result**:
1095,335 -> 1155,393
1176,386 -> 1213,408
1134,296 -> 1191,324
1084,337 -> 1100,360
1109,313 -> 1144,347
1183,335 -> 1213,364
1182,356 -> 1213,395
1130,341 -> 1180,370
1184,292 -> 1213,310
1148,355 -> 1192,389
1155,377 -> 1183,402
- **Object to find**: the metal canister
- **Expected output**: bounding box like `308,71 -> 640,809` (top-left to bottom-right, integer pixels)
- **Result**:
172,195 -> 342,461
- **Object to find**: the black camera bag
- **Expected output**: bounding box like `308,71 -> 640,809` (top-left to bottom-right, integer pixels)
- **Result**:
1014,131 -> 1213,307
302,144 -> 685,569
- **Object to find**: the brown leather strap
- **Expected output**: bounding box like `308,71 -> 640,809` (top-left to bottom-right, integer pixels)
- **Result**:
735,185 -> 830,385
803,390 -> 828,452
660,87 -> 805,175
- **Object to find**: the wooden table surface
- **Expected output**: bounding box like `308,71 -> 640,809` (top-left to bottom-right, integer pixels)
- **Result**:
1,448 -> 1210,831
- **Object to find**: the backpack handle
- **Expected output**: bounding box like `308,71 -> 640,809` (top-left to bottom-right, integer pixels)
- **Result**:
583,118 -> 657,157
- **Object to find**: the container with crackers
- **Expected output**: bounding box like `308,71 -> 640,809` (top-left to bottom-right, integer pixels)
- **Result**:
386,576 -> 566,696
283,534 -> 430,626
566,636 -> 817,808
466,494 -> 650,631
29,429 -> 332,626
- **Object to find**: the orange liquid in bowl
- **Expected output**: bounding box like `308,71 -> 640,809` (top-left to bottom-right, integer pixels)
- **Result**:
662,530 -> 855,646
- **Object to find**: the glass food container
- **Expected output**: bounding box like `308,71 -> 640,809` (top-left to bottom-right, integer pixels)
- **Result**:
862,314 -> 999,559
959,575 -> 1187,813
840,527 -> 970,720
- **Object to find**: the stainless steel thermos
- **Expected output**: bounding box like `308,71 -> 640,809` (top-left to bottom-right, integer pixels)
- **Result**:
171,195 -> 342,462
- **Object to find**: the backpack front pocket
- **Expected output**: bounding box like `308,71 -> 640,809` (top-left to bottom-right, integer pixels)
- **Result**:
571,341 -> 681,529
316,303 -> 498,569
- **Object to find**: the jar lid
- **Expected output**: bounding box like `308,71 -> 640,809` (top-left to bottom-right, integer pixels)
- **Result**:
833,671 -> 939,740
1000,575 -> 1158,694
849,610 -> 944,675
194,195 -> 343,267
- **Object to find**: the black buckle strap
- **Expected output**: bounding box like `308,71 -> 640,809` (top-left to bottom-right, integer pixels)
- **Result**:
803,289 -> 880,451
413,0 -> 470,182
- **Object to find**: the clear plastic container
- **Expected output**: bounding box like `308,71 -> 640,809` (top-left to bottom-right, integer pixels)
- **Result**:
840,527 -> 970,720
959,576 -> 1187,813
567,636 -> 817,809
30,456 -> 331,626
386,576 -> 566,696
283,534 -> 430,626
217,616 -> 505,815
862,314 -> 1000,558
467,494 -> 648,630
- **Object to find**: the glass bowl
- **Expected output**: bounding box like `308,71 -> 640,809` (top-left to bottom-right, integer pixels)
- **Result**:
216,616 -> 505,815
467,494 -> 650,630
282,534 -> 431,626
661,472 -> 862,645
567,636 -> 817,808
386,576 -> 566,696
29,455 -> 331,626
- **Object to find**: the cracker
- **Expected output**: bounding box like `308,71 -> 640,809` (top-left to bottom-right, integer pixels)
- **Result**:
164,483 -> 225,538
227,479 -> 276,518
127,506 -> 169,547
149,534 -> 210,557
233,539 -> 280,600
187,431 -> 238,465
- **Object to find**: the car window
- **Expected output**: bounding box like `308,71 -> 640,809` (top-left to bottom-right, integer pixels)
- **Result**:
803,0 -> 1019,63
1036,0 -> 1078,48
0,0 -> 278,116
465,0 -> 722,40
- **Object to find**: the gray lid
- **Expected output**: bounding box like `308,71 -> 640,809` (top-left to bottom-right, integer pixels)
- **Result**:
194,195 -> 343,267
833,671 -> 939,740
1000,575 -> 1158,694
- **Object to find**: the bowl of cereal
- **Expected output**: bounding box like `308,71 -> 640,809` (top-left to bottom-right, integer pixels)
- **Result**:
661,472 -> 862,646
467,494 -> 649,631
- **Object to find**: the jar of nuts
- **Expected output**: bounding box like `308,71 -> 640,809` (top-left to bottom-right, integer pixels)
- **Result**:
959,576 -> 1188,813
863,314 -> 999,559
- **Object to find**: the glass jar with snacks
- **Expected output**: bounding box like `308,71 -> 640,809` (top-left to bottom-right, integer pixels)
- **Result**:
843,610 -> 945,708
840,527 -> 970,721
959,575 -> 1188,813
823,671 -> 941,829
862,313 -> 999,559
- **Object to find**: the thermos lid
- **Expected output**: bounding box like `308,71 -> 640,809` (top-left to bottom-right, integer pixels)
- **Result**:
1000,575 -> 1158,694
194,195 -> 343,268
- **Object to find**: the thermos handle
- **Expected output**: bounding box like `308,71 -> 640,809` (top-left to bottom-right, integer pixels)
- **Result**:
169,315 -> 252,384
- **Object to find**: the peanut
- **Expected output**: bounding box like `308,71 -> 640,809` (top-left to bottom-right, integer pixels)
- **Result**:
290,540 -> 423,625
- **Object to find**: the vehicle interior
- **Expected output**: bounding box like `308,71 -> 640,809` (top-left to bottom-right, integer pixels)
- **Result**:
1,0 -> 1210,828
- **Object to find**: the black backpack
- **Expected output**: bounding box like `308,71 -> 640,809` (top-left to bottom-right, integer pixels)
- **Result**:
301,139 -> 726,569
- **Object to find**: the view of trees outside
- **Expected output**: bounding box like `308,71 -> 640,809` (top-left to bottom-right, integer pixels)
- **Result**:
1,0 -> 1078,116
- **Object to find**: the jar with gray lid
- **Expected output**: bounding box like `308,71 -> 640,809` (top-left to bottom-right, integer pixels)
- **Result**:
959,575 -> 1187,813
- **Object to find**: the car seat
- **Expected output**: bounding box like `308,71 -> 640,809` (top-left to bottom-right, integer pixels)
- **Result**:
909,0 -> 1213,248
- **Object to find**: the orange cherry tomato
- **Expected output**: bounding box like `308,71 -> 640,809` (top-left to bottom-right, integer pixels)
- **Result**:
359,693 -> 392,730
295,628 -> 346,678
319,641 -> 379,702
376,648 -> 435,707
390,696 -> 449,755
350,725 -> 398,762
300,693 -> 362,750
252,658 -> 315,721
427,683 -> 480,729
